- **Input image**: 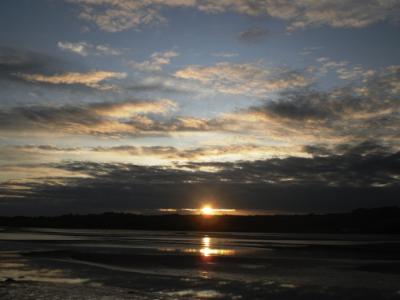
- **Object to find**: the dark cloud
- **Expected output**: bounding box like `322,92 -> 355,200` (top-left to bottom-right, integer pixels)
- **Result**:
0,105 -> 103,133
0,46 -> 74,82
303,141 -> 395,157
254,85 -> 398,122
258,90 -> 331,121
238,26 -> 269,43
0,47 -> 62,75
0,141 -> 399,215
0,100 -> 180,136
0,47 -> 122,108
0,97 -> 233,138
0,46 -> 124,96
227,66 -> 400,143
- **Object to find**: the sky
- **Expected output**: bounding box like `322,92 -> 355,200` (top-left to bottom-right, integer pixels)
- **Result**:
0,0 -> 399,216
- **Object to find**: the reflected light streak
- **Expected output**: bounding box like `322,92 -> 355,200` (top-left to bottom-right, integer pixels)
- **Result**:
199,236 -> 235,257
202,236 -> 211,247
160,236 -> 235,257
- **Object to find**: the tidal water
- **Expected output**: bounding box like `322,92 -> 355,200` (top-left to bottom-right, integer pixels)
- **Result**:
1,228 -> 400,299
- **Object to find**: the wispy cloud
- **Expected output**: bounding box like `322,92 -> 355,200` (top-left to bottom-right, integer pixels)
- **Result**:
300,46 -> 323,56
0,143 -> 306,168
175,62 -> 311,97
316,57 -> 376,81
211,52 -> 239,58
129,51 -> 179,72
238,26 -> 268,43
17,71 -> 126,89
57,41 -> 122,56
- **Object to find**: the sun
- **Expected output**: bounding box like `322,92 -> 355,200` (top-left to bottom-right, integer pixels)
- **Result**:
201,205 -> 214,216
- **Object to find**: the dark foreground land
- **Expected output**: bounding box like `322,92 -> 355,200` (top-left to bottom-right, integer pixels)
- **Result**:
1,207 -> 400,233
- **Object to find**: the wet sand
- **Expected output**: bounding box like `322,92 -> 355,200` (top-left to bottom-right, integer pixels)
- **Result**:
1,228 -> 400,299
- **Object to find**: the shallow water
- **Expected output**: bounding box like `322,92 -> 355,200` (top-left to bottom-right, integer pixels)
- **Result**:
1,228 -> 400,299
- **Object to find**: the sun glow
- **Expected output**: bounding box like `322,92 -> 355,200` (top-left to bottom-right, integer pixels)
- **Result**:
201,205 -> 214,215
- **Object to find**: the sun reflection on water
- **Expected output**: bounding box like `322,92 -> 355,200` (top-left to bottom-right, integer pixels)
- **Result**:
202,236 -> 211,247
183,236 -> 235,258
159,236 -> 235,257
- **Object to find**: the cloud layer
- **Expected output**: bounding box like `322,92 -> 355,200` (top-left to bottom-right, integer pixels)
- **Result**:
1,64 -> 399,145
175,62 -> 311,97
1,141 -> 399,215
67,0 -> 400,32
0,99 -> 178,136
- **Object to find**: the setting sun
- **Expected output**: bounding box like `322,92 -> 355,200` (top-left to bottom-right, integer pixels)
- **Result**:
201,205 -> 214,216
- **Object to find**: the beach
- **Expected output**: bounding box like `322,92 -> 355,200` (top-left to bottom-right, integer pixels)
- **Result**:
1,228 -> 400,299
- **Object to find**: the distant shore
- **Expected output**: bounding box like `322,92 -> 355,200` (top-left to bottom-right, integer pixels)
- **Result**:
1,207 -> 400,234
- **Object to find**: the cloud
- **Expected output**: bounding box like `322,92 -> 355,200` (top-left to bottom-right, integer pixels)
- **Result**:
0,164 -> 89,183
129,51 -> 179,72
202,0 -> 400,31
336,66 -> 375,81
317,57 -> 348,74
175,62 -> 311,97
0,47 -> 194,109
128,76 -> 194,94
0,99 -> 178,137
0,140 -> 399,215
57,41 -> 122,56
0,47 -> 128,108
0,47 -> 125,90
3,64 -> 398,143
91,99 -> 177,118
0,47 -> 66,81
66,0 -> 400,32
238,26 -> 268,43
17,71 -> 127,89
269,0 -> 400,31
215,65 -> 400,146
0,143 -> 305,168
2,141 -> 397,186
300,46 -> 323,56
187,63 -> 399,152
66,0 -> 195,32
0,100 -> 219,138
316,57 -> 375,81
0,47 -> 123,100
1,64 -> 398,146
211,52 -> 239,58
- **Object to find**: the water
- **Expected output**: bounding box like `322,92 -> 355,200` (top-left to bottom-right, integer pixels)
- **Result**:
1,228 -> 400,299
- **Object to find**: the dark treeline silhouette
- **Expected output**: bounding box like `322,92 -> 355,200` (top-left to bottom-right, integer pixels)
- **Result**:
1,207 -> 400,233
